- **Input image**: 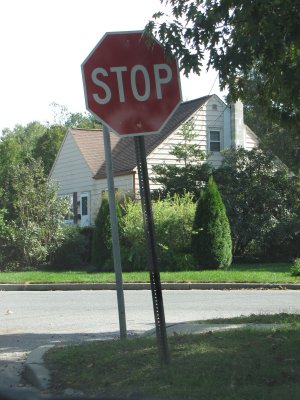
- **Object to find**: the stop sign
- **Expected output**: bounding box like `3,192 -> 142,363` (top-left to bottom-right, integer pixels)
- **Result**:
82,31 -> 181,136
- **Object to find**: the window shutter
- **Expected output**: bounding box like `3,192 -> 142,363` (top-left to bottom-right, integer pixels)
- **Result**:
73,192 -> 78,224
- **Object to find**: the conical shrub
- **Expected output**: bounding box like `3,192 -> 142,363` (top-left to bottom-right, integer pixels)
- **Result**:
191,176 -> 232,269
91,195 -> 122,271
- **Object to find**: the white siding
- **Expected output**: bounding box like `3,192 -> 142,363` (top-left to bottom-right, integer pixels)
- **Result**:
206,96 -> 228,168
49,132 -> 97,226
142,95 -> 229,191
245,127 -> 259,150
50,132 -> 96,195
50,131 -> 135,225
90,174 -> 134,224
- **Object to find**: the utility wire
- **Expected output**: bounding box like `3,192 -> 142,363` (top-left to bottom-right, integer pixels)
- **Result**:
208,72 -> 219,95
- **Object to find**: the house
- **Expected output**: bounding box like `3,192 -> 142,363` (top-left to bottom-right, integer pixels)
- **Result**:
49,94 -> 258,226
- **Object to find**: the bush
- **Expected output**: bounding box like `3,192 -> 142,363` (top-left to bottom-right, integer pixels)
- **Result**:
49,225 -> 89,269
91,196 -> 123,271
120,193 -> 196,271
214,148 -> 300,261
0,209 -> 20,271
153,193 -> 196,270
261,217 -> 300,262
290,259 -> 300,276
191,177 -> 232,269
0,160 -> 69,269
120,198 -> 146,271
80,226 -> 95,265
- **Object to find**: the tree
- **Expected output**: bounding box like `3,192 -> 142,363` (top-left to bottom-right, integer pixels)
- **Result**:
0,209 -> 15,269
152,118 -> 211,198
0,122 -> 49,217
147,0 -> 300,117
242,72 -> 300,174
213,148 -> 300,259
33,125 -> 66,175
0,106 -> 100,186
0,121 -> 46,188
1,121 -> 46,161
1,159 -> 69,268
50,102 -> 101,129
191,176 -> 232,269
0,134 -> 23,213
64,111 -> 100,129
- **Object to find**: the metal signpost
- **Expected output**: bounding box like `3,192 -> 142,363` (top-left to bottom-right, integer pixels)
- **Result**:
134,135 -> 170,363
103,124 -> 127,339
82,30 -> 182,363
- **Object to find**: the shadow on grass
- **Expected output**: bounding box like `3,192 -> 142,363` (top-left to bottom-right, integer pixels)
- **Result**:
44,326 -> 300,400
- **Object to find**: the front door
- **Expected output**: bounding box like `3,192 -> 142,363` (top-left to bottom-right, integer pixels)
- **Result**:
80,192 -> 90,227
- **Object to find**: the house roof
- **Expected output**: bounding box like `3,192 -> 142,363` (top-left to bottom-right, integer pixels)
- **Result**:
71,128 -> 119,176
69,95 -> 212,179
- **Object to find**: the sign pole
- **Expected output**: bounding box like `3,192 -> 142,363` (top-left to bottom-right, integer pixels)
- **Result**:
134,135 -> 170,365
82,30 -> 181,353
103,124 -> 127,339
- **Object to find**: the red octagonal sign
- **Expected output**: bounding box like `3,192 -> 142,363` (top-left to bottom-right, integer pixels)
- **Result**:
82,31 -> 182,137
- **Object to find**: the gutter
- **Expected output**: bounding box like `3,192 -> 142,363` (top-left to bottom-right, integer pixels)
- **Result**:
1,282 -> 300,291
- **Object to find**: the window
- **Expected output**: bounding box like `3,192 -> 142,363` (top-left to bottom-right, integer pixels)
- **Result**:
81,196 -> 88,216
64,194 -> 74,224
212,104 -> 218,111
209,130 -> 221,152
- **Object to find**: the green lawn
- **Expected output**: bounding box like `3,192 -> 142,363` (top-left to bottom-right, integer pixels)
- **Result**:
196,313 -> 300,325
45,314 -> 300,399
0,263 -> 298,284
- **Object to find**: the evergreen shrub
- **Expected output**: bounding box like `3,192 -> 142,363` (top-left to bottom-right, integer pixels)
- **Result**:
91,196 -> 123,271
191,176 -> 232,269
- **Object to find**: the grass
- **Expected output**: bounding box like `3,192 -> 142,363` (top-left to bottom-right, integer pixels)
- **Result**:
0,263 -> 299,284
196,313 -> 300,325
45,314 -> 300,399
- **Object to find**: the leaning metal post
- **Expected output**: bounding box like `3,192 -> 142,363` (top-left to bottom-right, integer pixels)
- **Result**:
103,124 -> 127,339
134,135 -> 170,364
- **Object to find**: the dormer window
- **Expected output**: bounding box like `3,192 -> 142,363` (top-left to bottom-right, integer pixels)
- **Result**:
209,130 -> 221,152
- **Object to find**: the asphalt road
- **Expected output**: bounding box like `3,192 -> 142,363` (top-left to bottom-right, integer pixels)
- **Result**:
1,289 -> 300,393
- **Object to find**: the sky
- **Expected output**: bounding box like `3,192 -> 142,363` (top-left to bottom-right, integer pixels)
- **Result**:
0,0 -> 225,134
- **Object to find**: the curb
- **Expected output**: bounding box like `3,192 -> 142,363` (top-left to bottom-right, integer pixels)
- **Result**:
1,282 -> 300,291
23,345 -> 54,390
145,322 -> 288,337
